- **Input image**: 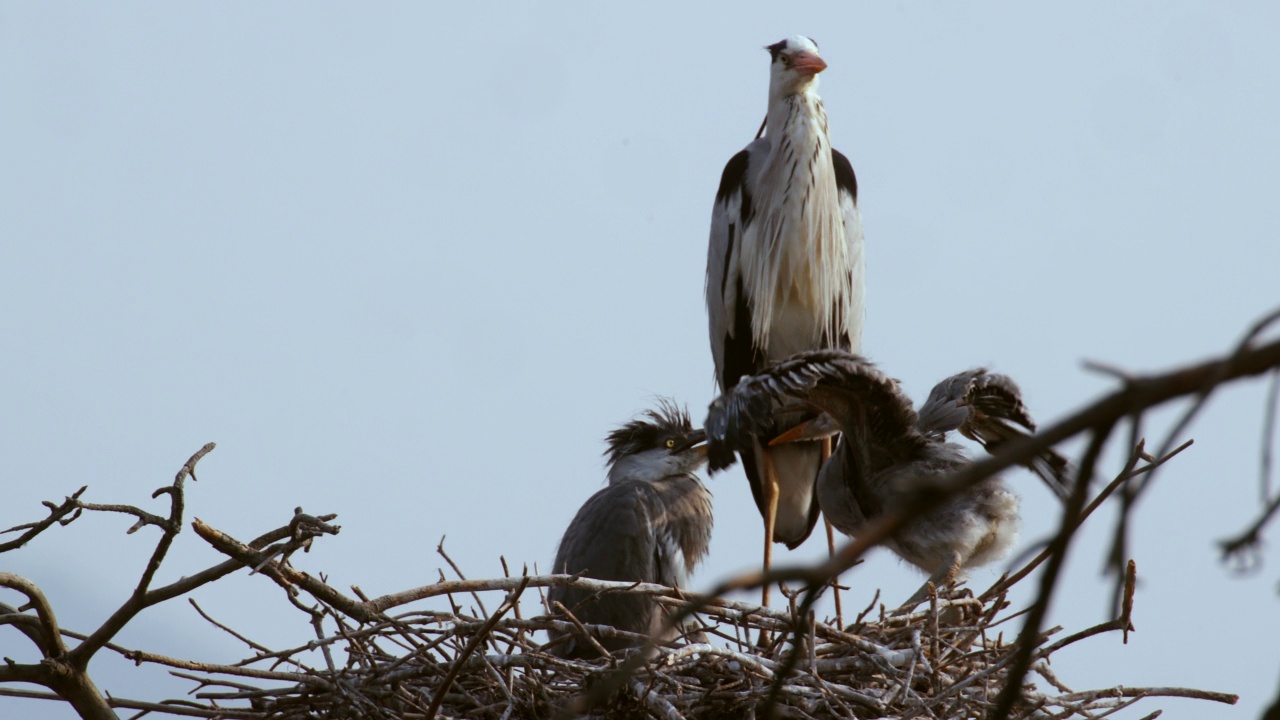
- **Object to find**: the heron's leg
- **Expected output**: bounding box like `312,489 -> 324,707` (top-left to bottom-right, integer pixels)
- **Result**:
761,448 -> 781,610
821,437 -> 844,628
823,519 -> 844,627
903,551 -> 964,610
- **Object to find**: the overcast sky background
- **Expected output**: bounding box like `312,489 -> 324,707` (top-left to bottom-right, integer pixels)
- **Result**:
3,2 -> 1279,718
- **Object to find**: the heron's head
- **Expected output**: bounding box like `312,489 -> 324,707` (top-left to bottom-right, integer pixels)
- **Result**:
767,35 -> 826,97
604,400 -> 709,485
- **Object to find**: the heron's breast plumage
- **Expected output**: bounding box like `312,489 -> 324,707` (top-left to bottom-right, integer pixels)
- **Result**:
739,95 -> 857,359
654,473 -> 714,573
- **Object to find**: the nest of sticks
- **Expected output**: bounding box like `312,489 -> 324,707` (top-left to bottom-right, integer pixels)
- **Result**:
172,557 -> 1231,720
0,438 -> 1244,719
12,324 -> 1280,718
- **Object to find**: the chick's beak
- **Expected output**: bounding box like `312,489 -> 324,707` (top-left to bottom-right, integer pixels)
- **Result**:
790,50 -> 827,76
670,429 -> 707,455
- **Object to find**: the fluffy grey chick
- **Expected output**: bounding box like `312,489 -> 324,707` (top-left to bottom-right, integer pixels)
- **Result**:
701,349 -> 1068,607
547,401 -> 712,658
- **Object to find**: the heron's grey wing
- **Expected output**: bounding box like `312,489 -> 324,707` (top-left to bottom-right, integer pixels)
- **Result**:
707,141 -> 789,534
707,139 -> 770,392
920,370 -> 1072,500
704,349 -> 921,471
548,482 -> 659,657
831,148 -> 865,354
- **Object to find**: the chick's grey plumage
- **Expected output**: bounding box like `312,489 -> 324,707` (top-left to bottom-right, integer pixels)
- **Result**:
547,402 -> 712,659
702,350 -> 1069,604
706,35 -> 864,555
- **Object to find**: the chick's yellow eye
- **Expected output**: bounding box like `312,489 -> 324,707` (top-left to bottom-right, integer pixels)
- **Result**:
665,439 -> 676,449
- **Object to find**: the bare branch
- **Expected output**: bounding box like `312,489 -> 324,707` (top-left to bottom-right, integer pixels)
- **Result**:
1105,308 -> 1280,592
1262,368 -> 1280,505
0,687 -> 263,719
191,518 -> 371,623
70,444 -> 216,667
989,420 -> 1116,719
1220,367 -> 1280,570
0,486 -> 89,553
983,439 -> 1191,601
0,574 -> 67,658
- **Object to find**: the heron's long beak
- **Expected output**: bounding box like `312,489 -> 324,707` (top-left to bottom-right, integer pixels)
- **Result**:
790,51 -> 827,76
671,429 -> 707,455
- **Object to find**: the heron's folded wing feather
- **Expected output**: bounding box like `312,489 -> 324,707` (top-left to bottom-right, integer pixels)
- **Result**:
831,148 -> 865,353
549,482 -> 659,647
707,142 -> 769,391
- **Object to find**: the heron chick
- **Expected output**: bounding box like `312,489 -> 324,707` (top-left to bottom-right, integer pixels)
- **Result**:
701,350 -> 1070,607
547,401 -> 712,659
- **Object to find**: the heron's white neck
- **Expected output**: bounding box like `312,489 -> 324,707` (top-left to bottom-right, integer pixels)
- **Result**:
765,78 -> 822,137
607,449 -> 702,486
741,85 -> 849,357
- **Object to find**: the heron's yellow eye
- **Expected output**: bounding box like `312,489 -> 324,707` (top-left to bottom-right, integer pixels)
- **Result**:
665,439 -> 676,449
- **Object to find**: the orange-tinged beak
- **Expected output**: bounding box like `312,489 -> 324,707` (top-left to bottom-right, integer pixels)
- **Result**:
768,423 -> 814,446
790,51 -> 827,76
768,414 -> 838,446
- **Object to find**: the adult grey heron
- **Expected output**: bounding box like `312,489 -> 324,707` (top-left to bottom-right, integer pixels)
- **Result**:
701,349 -> 1070,606
546,401 -> 712,659
706,35 -> 864,604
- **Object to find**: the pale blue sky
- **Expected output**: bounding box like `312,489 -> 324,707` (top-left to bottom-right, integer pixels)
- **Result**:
3,3 -> 1278,718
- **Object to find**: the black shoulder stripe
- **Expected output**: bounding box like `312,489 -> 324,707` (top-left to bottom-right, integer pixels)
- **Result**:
716,150 -> 750,204
721,276 -> 765,393
831,147 -> 858,204
720,223 -> 736,300
716,149 -> 754,225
